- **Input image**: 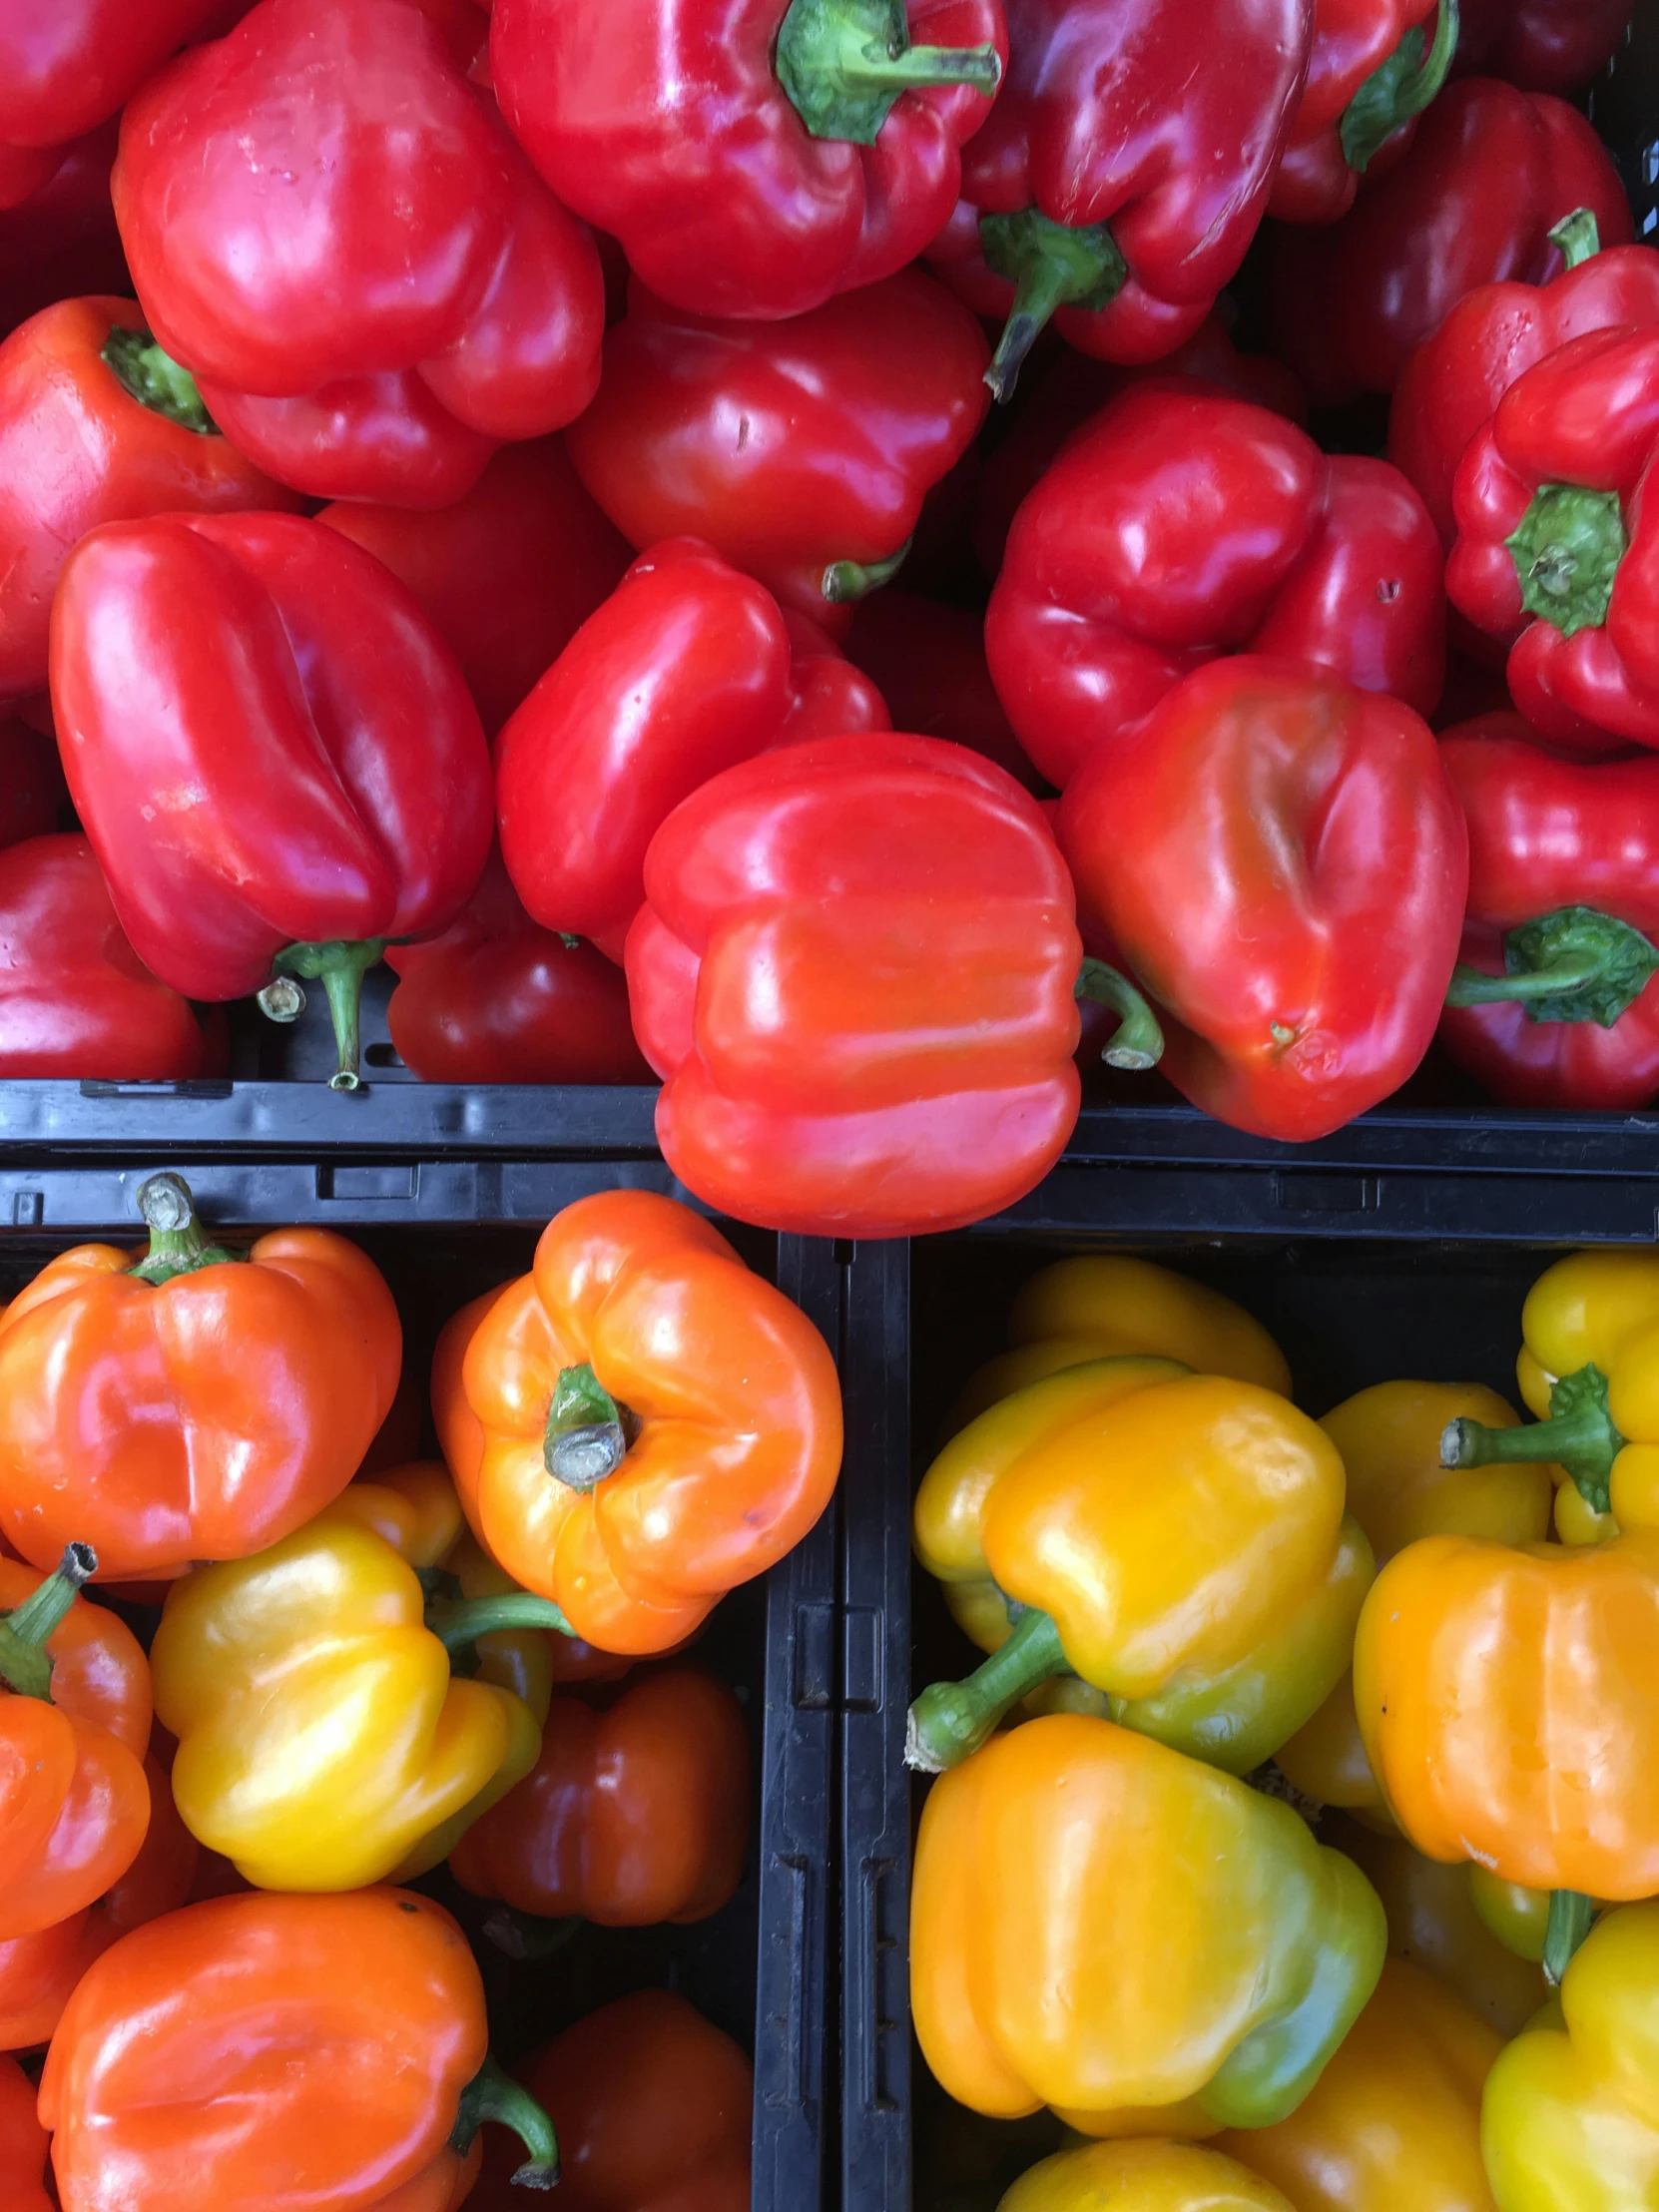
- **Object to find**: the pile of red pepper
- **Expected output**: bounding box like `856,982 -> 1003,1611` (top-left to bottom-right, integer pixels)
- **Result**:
0,0 -> 1650,1240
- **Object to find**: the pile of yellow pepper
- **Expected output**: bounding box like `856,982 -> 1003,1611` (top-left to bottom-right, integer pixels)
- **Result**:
908,1250 -> 1659,2212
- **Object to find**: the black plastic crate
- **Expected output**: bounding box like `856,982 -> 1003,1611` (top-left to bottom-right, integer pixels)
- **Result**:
0,1168 -> 839,2212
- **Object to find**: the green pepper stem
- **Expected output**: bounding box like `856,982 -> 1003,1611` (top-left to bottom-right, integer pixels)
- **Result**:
775,0 -> 1000,146
1445,906 -> 1659,1030
1340,0 -> 1458,174
543,1362 -> 637,1491
449,2054 -> 559,2189
1445,951 -> 1606,1005
822,536 -> 912,606
1506,483 -> 1628,639
1441,1362 -> 1622,1514
1076,958 -> 1165,1070
101,327 -> 219,435
906,1607 -> 1069,1773
425,1591 -> 578,1652
263,938 -> 390,1091
0,1544 -> 97,1701
129,1173 -> 246,1285
1548,208 -> 1602,270
1543,1890 -> 1597,1986
978,210 -> 1128,403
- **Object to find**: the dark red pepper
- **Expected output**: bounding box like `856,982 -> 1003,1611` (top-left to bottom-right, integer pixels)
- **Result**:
1454,0 -> 1632,91
1270,0 -> 1458,225
491,0 -> 1007,321
985,382 -> 1445,788
927,0 -> 1315,398
0,124 -> 127,338
0,719 -> 65,849
1264,78 -> 1632,406
50,513 -> 493,1088
843,591 -> 1040,788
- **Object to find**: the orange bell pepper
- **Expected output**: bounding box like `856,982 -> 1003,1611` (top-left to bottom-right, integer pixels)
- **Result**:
0,1173 -> 401,1580
467,1988 -> 752,2212
450,1668 -> 748,1927
39,1888 -> 559,2210
0,2050 -> 50,2212
446,1190 -> 842,1652
0,1546 -> 151,1940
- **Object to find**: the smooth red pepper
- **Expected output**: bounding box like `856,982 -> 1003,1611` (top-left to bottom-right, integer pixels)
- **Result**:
0,296 -> 302,706
0,724 -> 64,850
496,540 -> 889,957
1270,0 -> 1458,225
318,439 -> 631,740
985,382 -> 1445,789
843,592 -> 1040,789
492,0 -> 1006,322
565,271 -> 989,633
1437,713 -> 1659,1106
114,0 -> 605,505
383,846 -> 653,1084
1265,78 -> 1633,406
50,513 -> 493,1089
1060,657 -> 1468,1139
1391,215 -> 1659,546
1454,0 -> 1633,90
0,836 -> 225,1082
1446,326 -> 1659,752
925,0 -> 1314,399
627,731 -> 1088,1235
0,125 -> 127,338
0,2053 -> 50,2211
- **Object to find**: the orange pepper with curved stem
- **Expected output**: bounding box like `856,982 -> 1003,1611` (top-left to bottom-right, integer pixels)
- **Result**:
0,2050 -> 50,2212
0,1172 -> 401,1580
450,1190 -> 842,1653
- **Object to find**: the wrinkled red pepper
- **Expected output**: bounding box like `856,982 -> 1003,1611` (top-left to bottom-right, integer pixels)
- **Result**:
0,295 -> 301,706
50,513 -> 493,1088
497,540 -> 888,958
0,835 -> 225,1081
1454,0 -> 1632,91
0,125 -> 127,337
1390,214 -> 1659,546
0,722 -> 64,850
1446,326 -> 1659,751
926,0 -> 1315,397
1270,0 -> 1458,225
319,440 -> 631,740
565,271 -> 989,632
1437,714 -> 1659,1107
492,0 -> 1006,321
843,592 -> 1040,788
383,846 -> 652,1084
114,0 -> 606,505
985,382 -> 1445,789
1059,657 -> 1468,1139
0,2053 -> 50,2212
628,732 -> 1091,1235
1265,78 -> 1632,405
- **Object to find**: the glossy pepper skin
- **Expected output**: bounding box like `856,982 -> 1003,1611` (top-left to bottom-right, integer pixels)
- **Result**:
497,539 -> 888,957
931,0 -> 1313,397
630,733 -> 1085,1235
1446,327 -> 1659,751
1270,1 -> 1457,226
113,0 -> 605,507
1454,0 -> 1633,91
492,0 -> 1006,323
999,2141 -> 1293,2211
0,296 -> 301,706
384,846 -> 654,1086
451,1190 -> 843,1651
986,384 -> 1446,789
40,1888 -> 558,2212
51,511 -> 494,1090
0,1173 -> 400,1581
1060,658 -> 1468,1141
319,438 -> 631,740
911,1712 -> 1386,2130
0,836 -> 224,1081
1389,217 -> 1659,547
0,2053 -> 50,2212
451,1669 -> 749,1925
1481,1897 -> 1659,2211
1265,79 -> 1633,407
565,271 -> 990,632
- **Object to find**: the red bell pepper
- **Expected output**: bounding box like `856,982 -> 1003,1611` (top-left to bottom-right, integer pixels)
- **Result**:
925,0 -> 1315,399
50,513 -> 493,1089
1454,0 -> 1633,91
1059,656 -> 1469,1139
0,125 -> 127,338
1437,713 -> 1659,1106
1446,325 -> 1659,751
1265,78 -> 1633,406
0,722 -> 64,850
496,539 -> 889,958
843,591 -> 1040,788
564,270 -> 990,632
1270,0 -> 1458,225
985,382 -> 1446,789
1390,214 -> 1659,546
383,846 -> 653,1084
491,0 -> 1006,322
113,0 -> 606,505
627,731 -> 1096,1235
0,2054 -> 50,2212
0,836 -> 225,1081
0,296 -> 302,706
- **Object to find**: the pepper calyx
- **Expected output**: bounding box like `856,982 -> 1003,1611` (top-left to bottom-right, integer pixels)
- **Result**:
776,0 -> 1000,146
1340,0 -> 1459,175
979,209 -> 1128,403
1506,482 -> 1627,638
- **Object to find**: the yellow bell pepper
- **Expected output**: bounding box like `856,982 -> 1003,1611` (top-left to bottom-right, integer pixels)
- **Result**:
946,1255 -> 1292,1433
1481,1900 -> 1659,2211
910,1712 -> 1386,2133
998,2140 -> 1292,2212
151,1465 -> 572,1891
